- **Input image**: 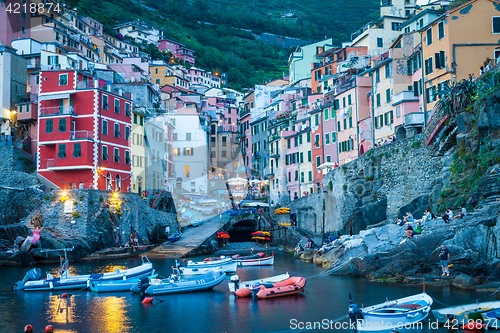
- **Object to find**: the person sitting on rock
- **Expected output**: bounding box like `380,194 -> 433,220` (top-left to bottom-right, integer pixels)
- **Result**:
414,222 -> 422,235
13,242 -> 19,252
305,238 -> 316,249
295,242 -> 304,253
454,205 -> 466,219
394,217 -> 402,225
404,223 -> 415,238
442,208 -> 452,223
422,209 -> 430,223
406,212 -> 415,223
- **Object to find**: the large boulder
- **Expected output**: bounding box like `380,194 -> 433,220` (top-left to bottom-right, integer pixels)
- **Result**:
456,112 -> 473,134
453,274 -> 477,289
397,195 -> 429,220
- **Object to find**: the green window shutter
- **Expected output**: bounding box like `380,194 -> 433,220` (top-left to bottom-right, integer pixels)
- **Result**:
324,109 -> 329,120
308,151 -> 312,162
308,171 -> 312,181
331,107 -> 335,119
349,116 -> 353,128
343,118 -> 347,130
332,132 -> 336,142
73,143 -> 81,157
390,110 -> 394,124
337,121 -> 341,132
407,59 -> 412,75
57,144 -> 66,158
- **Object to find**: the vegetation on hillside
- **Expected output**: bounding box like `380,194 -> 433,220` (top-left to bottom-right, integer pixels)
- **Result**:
65,0 -> 379,90
436,71 -> 500,212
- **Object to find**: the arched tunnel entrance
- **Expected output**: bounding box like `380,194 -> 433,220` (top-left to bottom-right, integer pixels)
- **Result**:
228,219 -> 257,242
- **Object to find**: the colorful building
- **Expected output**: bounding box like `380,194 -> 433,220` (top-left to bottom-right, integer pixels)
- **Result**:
37,70 -> 132,190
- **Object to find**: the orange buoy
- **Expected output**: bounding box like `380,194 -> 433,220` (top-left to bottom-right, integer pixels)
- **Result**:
24,325 -> 33,333
461,322 -> 487,330
61,293 -> 68,298
45,325 -> 54,332
142,297 -> 156,304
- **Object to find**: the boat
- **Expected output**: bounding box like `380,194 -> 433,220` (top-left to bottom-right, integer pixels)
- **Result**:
185,256 -> 237,274
168,233 -> 182,243
228,272 -> 290,293
137,269 -> 226,295
191,219 -> 203,227
254,276 -> 306,299
236,252 -> 274,267
482,308 -> 500,328
432,300 -> 500,324
14,251 -> 154,291
348,292 -> 433,331
89,272 -> 158,293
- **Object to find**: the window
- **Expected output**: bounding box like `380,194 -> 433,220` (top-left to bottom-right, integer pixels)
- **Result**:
426,28 -> 433,45
288,172 -> 291,182
287,139 -> 291,149
114,99 -> 121,113
386,89 -> 391,103
438,21 -> 445,39
102,146 -> 109,161
391,22 -> 401,31
298,134 -> 302,145
73,143 -> 81,157
103,95 -> 109,110
316,156 -> 321,167
184,148 -> 194,155
140,116 -> 143,126
57,144 -> 66,158
184,165 -> 190,177
349,116 -> 353,128
375,69 -> 380,83
494,17 -> 500,33
413,80 -> 420,96
295,170 -> 298,181
308,171 -> 312,182
294,136 -> 298,147
377,38 -> 383,48
308,151 -> 312,162
348,94 -> 352,105
125,127 -> 130,140
327,155 -> 331,163
114,148 -> 120,163
332,132 -> 336,143
300,152 -> 304,163
307,132 -> 311,143
125,103 -> 131,117
173,133 -> 177,141
343,118 -> 347,130
186,133 -> 191,141
134,114 -> 137,124
59,74 -> 68,86
376,93 -> 381,107
314,134 -> 320,147
343,97 -> 346,108
333,99 -> 340,110
324,109 -> 329,120
102,120 -> 108,135
385,63 -> 391,78
384,111 -> 394,125
125,151 -> 130,165
325,133 -> 330,144
435,51 -> 445,69
425,57 -> 434,75
396,105 -> 401,117
300,172 -> 304,183
221,151 -> 227,158
114,123 -> 120,138
331,107 -> 335,118
173,148 -> 180,156
57,118 -> 66,132
314,114 -> 319,126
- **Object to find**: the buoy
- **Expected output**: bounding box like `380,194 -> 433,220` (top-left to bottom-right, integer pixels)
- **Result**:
142,297 -> 156,304
45,325 -> 54,332
61,293 -> 68,298
24,325 -> 33,333
461,322 -> 487,330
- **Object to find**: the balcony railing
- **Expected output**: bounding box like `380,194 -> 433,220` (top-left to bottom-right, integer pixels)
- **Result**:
404,112 -> 424,126
71,130 -> 94,140
27,58 -> 38,69
335,79 -> 356,95
40,106 -> 75,117
76,80 -> 97,89
393,90 -> 419,105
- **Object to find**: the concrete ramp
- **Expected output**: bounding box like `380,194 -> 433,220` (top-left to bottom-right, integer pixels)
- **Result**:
145,216 -> 223,258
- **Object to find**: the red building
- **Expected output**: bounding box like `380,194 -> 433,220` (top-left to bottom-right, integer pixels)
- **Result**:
37,70 -> 132,190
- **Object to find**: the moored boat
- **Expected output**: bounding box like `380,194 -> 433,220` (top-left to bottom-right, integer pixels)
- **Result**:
186,256 -> 237,274
89,272 -> 157,293
168,233 -> 182,242
432,300 -> 500,324
348,292 -> 432,331
482,308 -> 500,328
229,272 -> 290,293
255,276 -> 306,299
237,252 -> 274,267
14,254 -> 154,291
137,269 -> 226,295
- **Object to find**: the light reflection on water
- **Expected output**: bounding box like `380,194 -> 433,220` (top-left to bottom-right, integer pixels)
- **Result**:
0,253 -> 487,332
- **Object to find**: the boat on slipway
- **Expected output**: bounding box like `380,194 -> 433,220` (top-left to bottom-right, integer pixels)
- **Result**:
14,250 -> 154,291
432,300 -> 500,324
348,292 -> 433,331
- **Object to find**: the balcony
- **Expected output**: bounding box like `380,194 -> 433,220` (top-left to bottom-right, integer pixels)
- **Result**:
269,133 -> 280,142
45,153 -> 93,170
17,102 -> 38,123
40,106 -> 75,117
76,80 -> 97,89
27,58 -> 39,69
71,130 -> 94,140
335,79 -> 356,95
393,90 -> 419,105
404,112 -> 424,127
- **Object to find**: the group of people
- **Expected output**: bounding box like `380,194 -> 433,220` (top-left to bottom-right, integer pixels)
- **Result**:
125,231 -> 139,247
442,205 -> 466,223
294,237 -> 317,253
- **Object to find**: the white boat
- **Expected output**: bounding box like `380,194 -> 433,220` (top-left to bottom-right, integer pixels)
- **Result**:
228,272 -> 290,293
482,308 -> 500,328
237,254 -> 274,267
186,256 -> 237,273
432,301 -> 500,324
181,261 -> 237,275
141,269 -> 226,295
348,292 -> 433,331
89,272 -> 157,293
14,253 -> 154,291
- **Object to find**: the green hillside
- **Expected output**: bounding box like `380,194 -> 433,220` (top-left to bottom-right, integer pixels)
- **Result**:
69,0 -> 380,90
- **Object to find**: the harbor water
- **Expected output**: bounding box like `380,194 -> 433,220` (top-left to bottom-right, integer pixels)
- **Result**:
0,252 -> 485,332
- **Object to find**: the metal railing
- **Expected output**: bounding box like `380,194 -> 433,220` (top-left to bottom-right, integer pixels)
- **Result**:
76,80 -> 97,89
71,130 -> 94,140
40,106 -> 74,116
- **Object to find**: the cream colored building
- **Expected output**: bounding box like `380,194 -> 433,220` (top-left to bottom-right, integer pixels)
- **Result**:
131,109 -> 146,195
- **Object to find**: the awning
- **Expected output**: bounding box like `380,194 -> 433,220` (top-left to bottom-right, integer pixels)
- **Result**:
40,93 -> 70,101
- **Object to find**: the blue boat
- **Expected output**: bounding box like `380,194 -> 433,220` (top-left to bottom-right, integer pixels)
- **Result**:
168,233 -> 182,242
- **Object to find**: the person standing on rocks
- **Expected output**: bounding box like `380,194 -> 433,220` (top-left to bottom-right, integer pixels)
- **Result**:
439,244 -> 450,277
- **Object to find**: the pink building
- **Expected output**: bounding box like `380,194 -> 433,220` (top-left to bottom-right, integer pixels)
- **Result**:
158,38 -> 182,54
283,131 -> 299,201
108,63 -> 148,83
158,39 -> 196,66
0,0 -> 31,45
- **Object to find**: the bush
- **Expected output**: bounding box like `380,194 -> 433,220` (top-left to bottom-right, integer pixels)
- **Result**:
411,141 -> 421,149
79,196 -> 83,201
342,184 -> 347,190
50,196 -> 55,201
71,212 -> 81,218
89,199 -> 94,205
99,196 -> 104,202
365,175 -> 374,181
328,180 -> 333,191
44,195 -> 49,200
341,165 -> 347,173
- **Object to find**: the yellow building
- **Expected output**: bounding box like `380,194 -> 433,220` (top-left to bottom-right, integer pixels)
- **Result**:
421,0 -> 500,112
150,64 -> 174,86
131,109 -> 147,195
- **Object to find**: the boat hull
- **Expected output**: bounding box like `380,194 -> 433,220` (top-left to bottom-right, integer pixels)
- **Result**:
181,261 -> 237,275
228,273 -> 290,293
237,276 -> 306,299
89,273 -> 157,293
432,301 -> 500,324
356,293 -> 433,332
21,262 -> 154,291
144,271 -> 226,295
238,255 -> 274,267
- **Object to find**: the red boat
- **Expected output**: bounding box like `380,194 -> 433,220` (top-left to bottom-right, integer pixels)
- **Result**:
235,276 -> 306,299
